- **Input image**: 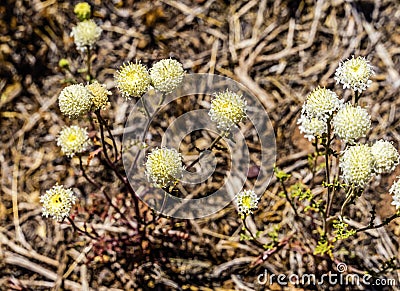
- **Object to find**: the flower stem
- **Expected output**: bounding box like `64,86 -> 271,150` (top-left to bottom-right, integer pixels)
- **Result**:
340,186 -> 354,218
95,113 -> 142,224
322,117 -> 333,235
279,178 -> 298,217
78,155 -> 138,232
185,133 -> 224,171
96,111 -> 119,162
356,212 -> 400,233
86,47 -> 92,81
128,93 -> 166,177
242,218 -> 265,249
67,217 -> 98,240
354,91 -> 361,104
78,155 -> 100,189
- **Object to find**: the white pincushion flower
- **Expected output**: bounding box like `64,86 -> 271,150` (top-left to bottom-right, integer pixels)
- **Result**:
150,59 -> 185,93
115,61 -> 151,99
334,56 -> 374,93
209,89 -> 247,131
297,113 -> 327,141
340,144 -> 374,187
371,140 -> 399,174
302,87 -> 342,120
58,84 -> 93,119
71,19 -> 102,52
332,103 -> 371,144
86,81 -> 111,111
389,178 -> 400,210
236,190 -> 259,217
41,184 -> 76,221
145,148 -> 183,188
57,125 -> 92,157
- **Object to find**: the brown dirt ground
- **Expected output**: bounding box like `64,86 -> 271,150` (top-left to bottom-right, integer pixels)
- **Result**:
1,0 -> 400,290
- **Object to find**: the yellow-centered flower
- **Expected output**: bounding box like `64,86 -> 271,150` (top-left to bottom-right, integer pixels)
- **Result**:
40,184 -> 76,221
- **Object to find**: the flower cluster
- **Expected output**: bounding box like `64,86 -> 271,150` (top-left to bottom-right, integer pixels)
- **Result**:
57,125 -> 92,157
71,19 -> 102,52
298,114 -> 327,141
86,81 -> 111,111
40,184 -> 76,221
298,57 -> 374,142
208,89 -> 247,131
371,140 -> 399,174
332,103 -> 371,144
302,87 -> 342,121
334,56 -> 374,93
58,84 -> 92,119
340,140 -> 399,187
150,59 -> 185,93
340,144 -> 375,187
114,61 -> 151,99
298,87 -> 342,140
235,190 -> 259,218
389,178 -> 400,210
145,148 -> 183,188
115,58 -> 185,100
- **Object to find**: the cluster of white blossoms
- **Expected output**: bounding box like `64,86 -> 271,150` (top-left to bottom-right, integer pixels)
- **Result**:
332,103 -> 371,144
389,178 -> 400,210
145,147 -> 183,188
86,81 -> 111,111
298,56 -> 375,142
71,19 -> 102,52
334,56 -> 374,93
40,184 -> 76,221
58,84 -> 93,119
150,59 -> 185,93
298,87 -> 342,140
302,87 -> 343,121
57,125 -> 92,158
235,190 -> 259,218
371,140 -> 400,174
340,140 -> 399,187
115,59 -> 185,99
114,61 -> 151,99
208,89 -> 247,131
340,144 -> 375,187
298,115 -> 326,141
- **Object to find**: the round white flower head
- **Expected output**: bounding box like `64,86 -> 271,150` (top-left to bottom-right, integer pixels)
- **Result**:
340,144 -> 374,187
150,59 -> 185,93
389,178 -> 400,210
145,147 -> 183,188
332,103 -> 371,144
57,125 -> 92,158
208,89 -> 247,131
297,113 -> 327,141
71,19 -> 102,52
40,184 -> 76,221
236,189 -> 259,218
114,61 -> 151,99
86,81 -> 111,111
371,139 -> 399,174
58,84 -> 93,119
334,56 -> 374,93
302,87 -> 342,120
